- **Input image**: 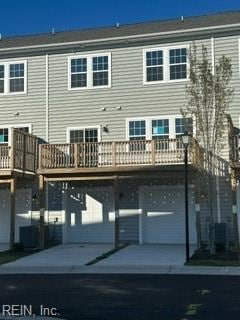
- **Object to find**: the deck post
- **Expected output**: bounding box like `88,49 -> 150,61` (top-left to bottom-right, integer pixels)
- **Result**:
9,178 -> 16,250
10,129 -> 15,171
151,140 -> 155,165
74,143 -> 78,168
39,174 -> 45,249
195,171 -> 202,249
114,176 -> 120,248
112,142 -> 116,166
22,133 -> 26,172
231,169 -> 240,252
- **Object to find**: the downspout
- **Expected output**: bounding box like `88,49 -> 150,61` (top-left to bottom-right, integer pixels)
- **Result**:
211,37 -> 221,223
45,54 -> 49,224
45,54 -> 49,142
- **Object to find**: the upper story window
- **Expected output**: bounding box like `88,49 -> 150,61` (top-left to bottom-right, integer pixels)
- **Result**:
68,53 -> 111,90
0,61 -> 27,95
71,58 -> 87,88
146,50 -> 163,82
143,46 -> 188,84
169,48 -> 187,80
0,65 -> 4,94
92,56 -> 109,86
10,63 -> 25,92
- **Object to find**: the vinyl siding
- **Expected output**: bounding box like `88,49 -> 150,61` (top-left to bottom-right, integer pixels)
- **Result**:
0,55 -> 46,140
48,39 -> 210,143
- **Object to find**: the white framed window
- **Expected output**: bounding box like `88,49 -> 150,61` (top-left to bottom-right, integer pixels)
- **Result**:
128,120 -> 146,141
175,117 -> 193,136
126,115 -> 192,141
145,50 -> 164,82
0,65 -> 4,94
0,124 -> 31,145
67,126 -> 101,167
0,61 -> 27,95
152,119 -> 169,139
169,48 -> 187,80
66,126 -> 101,143
68,53 -> 111,90
70,57 -> 87,88
143,46 -> 189,84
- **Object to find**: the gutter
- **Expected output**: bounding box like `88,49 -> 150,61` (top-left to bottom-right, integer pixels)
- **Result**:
1,22 -> 240,54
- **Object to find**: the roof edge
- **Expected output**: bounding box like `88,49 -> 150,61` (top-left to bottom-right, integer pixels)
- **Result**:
1,20 -> 240,53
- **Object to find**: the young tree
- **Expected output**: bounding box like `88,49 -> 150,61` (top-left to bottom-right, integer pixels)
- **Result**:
182,44 -> 234,251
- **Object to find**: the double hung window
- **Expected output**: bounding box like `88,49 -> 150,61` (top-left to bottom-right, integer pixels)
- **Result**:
69,54 -> 111,89
0,61 -> 27,94
144,47 -> 188,83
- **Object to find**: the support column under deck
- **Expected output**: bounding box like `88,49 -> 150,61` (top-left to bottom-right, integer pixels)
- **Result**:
9,178 -> 16,250
114,176 -> 120,248
39,174 -> 45,249
231,169 -> 240,252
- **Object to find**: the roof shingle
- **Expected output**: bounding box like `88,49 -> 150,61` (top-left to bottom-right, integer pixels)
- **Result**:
0,11 -> 240,50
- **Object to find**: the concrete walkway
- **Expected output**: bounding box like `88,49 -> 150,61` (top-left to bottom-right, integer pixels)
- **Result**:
4,244 -> 113,267
96,244 -> 196,267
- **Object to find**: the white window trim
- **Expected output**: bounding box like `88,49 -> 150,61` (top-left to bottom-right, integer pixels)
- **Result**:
0,123 -> 32,145
66,125 -> 101,143
143,45 -> 189,85
68,53 -> 111,91
0,60 -> 27,95
126,115 -> 191,140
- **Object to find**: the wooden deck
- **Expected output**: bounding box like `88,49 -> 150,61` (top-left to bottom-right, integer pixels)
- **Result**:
0,129 -> 37,179
38,138 -> 203,178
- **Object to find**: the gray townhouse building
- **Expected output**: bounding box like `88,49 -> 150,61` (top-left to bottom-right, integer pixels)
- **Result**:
0,11 -> 240,250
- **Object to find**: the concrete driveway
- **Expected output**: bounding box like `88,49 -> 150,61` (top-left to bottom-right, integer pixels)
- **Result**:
96,244 -> 196,266
4,244 -> 113,267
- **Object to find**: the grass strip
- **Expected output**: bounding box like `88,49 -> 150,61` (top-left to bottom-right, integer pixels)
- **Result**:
187,260 -> 240,267
86,243 -> 129,266
0,249 -> 40,265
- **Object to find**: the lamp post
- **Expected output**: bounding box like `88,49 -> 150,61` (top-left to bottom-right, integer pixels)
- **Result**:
182,131 -> 191,263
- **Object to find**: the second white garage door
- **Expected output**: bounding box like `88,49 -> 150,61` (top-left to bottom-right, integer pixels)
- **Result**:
139,185 -> 197,244
64,186 -> 115,243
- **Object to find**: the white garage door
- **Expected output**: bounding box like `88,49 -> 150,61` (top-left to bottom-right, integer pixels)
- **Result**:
0,189 -> 32,243
139,186 -> 197,244
65,186 -> 115,243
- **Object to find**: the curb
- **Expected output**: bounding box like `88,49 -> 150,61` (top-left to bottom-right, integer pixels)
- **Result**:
0,264 -> 240,275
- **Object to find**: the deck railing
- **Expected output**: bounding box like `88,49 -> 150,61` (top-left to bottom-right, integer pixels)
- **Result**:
0,129 -> 37,173
39,138 -> 202,170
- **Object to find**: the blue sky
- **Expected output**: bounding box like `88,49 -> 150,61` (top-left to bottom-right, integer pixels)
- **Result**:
1,0 -> 240,37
